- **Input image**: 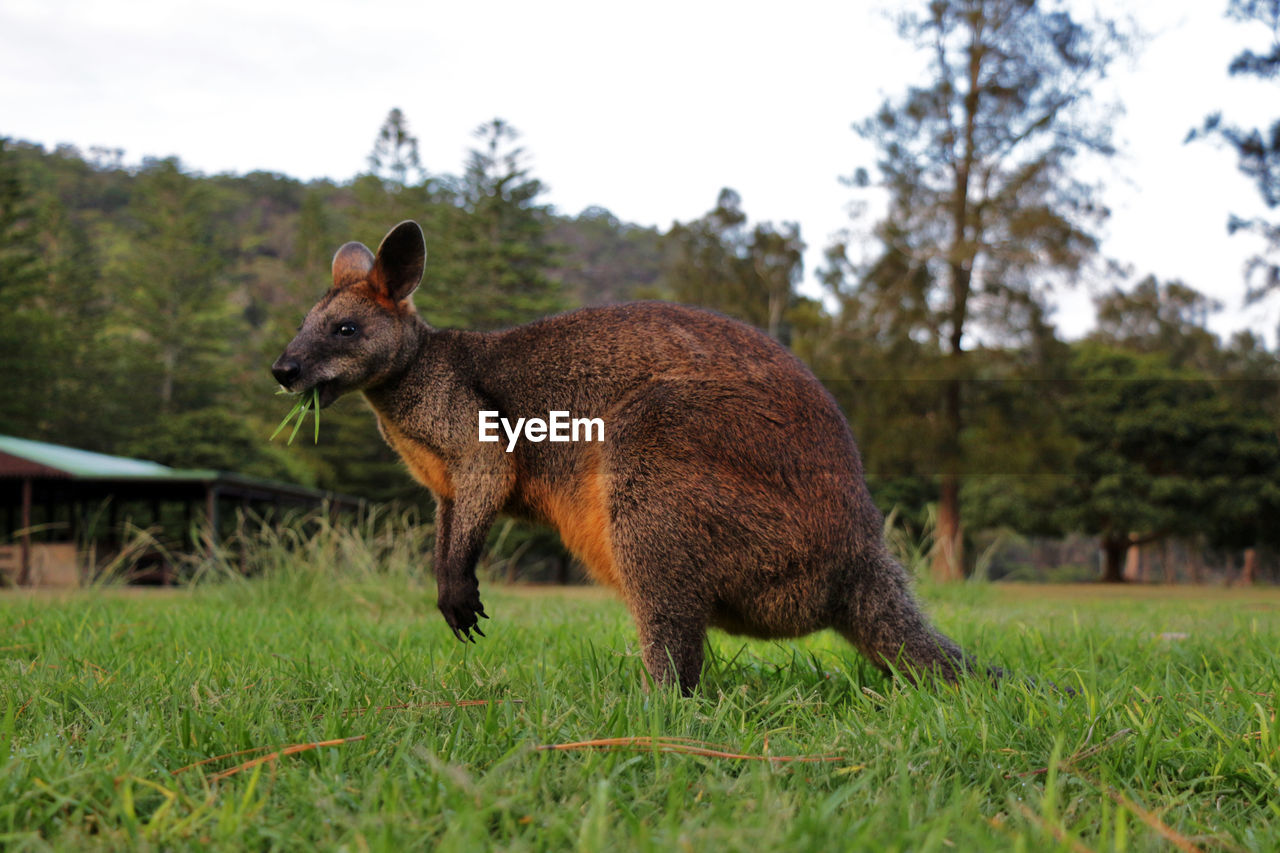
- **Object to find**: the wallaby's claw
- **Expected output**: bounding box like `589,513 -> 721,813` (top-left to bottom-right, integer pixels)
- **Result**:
448,622 -> 477,643
439,590 -> 487,643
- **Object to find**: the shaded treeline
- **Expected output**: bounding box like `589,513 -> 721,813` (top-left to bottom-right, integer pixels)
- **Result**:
2,0 -> 1278,584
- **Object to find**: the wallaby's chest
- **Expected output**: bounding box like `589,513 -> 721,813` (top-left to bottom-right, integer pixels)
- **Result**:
378,418 -> 455,499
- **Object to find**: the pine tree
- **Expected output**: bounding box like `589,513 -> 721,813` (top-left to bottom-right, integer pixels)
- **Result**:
426,118 -> 564,329
0,138 -> 50,438
368,108 -> 425,191
105,158 -> 236,417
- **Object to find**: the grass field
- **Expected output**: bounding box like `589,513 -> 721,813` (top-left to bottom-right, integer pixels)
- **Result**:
3,558 -> 1279,850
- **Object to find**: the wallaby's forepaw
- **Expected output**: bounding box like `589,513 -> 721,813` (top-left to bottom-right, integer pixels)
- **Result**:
438,588 -> 489,643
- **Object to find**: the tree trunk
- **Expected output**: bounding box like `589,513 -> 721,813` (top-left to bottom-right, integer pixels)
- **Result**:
1123,543 -> 1144,582
160,347 -> 177,413
1240,547 -> 1258,586
767,289 -> 783,342
929,32 -> 982,586
1100,539 -> 1127,583
1161,539 -> 1175,584
932,474 -> 964,582
1188,548 -> 1204,584
931,358 -> 966,583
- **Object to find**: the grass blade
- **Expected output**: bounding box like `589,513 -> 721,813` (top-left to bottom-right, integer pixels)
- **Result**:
272,387 -> 322,445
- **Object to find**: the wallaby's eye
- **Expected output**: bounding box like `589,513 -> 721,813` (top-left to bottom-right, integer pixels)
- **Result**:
336,321 -> 359,338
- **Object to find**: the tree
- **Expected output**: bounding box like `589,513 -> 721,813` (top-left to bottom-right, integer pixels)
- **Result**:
423,118 -> 564,329
293,187 -> 336,277
551,206 -> 664,306
27,188 -> 118,450
663,188 -> 806,342
840,0 -> 1127,581
1190,0 -> 1280,301
354,110 -> 440,238
1092,275 -> 1222,370
124,410 -> 318,487
0,141 -> 127,451
105,158 -> 236,417
1049,343 -> 1280,583
0,138 -> 50,437
747,221 -> 806,342
0,139 -> 41,296
1078,280 -> 1280,581
1202,333 -> 1280,581
368,108 -> 425,190
963,278 -> 1280,583
1057,346 -> 1210,582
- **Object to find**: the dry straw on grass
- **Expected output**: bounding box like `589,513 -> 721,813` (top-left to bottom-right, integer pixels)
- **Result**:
534,736 -> 844,763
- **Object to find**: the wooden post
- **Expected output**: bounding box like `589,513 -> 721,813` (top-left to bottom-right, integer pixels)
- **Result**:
205,485 -> 220,556
108,499 -> 119,549
18,477 -> 32,586
1188,547 -> 1204,584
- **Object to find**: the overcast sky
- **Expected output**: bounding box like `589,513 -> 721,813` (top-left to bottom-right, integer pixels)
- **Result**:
2,0 -> 1277,342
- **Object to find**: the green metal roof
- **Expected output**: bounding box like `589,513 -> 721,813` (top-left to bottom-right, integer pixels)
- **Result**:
0,434 -> 366,508
0,434 -> 176,479
2,435 -> 366,514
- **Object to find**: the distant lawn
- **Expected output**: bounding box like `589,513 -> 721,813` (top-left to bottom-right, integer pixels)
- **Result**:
2,576 -> 1278,850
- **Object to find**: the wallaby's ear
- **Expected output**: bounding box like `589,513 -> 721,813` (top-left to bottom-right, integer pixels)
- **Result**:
371,220 -> 426,303
332,242 -> 375,288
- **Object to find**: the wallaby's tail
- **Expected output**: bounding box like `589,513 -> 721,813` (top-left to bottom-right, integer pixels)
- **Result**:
835,548 -> 997,684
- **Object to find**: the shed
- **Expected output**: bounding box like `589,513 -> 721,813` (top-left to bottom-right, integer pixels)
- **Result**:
0,434 -> 364,586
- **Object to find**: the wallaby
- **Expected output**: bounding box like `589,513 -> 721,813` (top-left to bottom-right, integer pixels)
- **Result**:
272,220 -> 992,694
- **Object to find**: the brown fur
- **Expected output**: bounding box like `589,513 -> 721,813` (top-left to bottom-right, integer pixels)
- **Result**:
531,465 -> 621,590
380,420 -> 456,499
272,221 -> 996,693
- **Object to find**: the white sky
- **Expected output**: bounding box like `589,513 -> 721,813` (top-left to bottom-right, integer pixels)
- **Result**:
2,0 -> 1277,343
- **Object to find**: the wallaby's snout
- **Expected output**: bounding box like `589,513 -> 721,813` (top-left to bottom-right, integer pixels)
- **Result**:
270,356 -> 301,390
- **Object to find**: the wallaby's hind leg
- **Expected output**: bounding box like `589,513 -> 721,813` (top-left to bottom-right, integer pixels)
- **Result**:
629,603 -> 708,695
605,478 -> 710,692
600,387 -> 720,694
835,549 -> 978,684
609,511 -> 709,693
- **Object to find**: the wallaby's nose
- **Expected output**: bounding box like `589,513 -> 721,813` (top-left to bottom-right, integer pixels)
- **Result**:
272,358 -> 301,388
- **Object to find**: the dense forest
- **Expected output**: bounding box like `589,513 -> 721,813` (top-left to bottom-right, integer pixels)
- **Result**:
2,0 -> 1278,585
